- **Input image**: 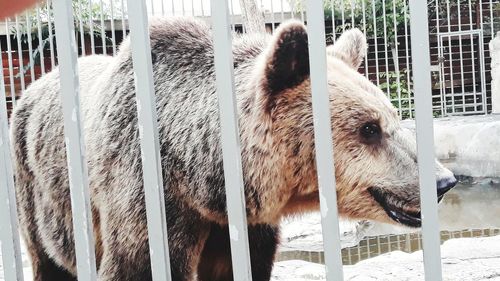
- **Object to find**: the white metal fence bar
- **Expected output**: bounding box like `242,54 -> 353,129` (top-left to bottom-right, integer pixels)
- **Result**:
47,0 -> 56,69
457,3 -> 466,112
89,0 -> 96,55
14,16 -> 26,92
403,0 -> 412,118
445,1 -> 455,114
408,0 -> 443,280
100,0 -> 107,55
0,43 -> 24,281
125,0 -> 173,280
35,4 -> 46,75
109,0 -> 117,55
4,19 -> 16,106
371,0 -> 380,86
52,0 -> 98,280
210,1 -> 253,280
78,0 -> 87,56
25,12 -> 35,84
305,0 -> 344,280
392,0 -> 402,117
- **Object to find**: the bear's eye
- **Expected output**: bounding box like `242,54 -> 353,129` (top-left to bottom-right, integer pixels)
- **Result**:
359,122 -> 382,144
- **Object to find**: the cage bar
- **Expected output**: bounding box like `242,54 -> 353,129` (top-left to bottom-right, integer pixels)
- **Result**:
125,0 -> 173,280
210,0 -> 253,280
0,42 -> 24,281
305,0 -> 344,280
408,0 -> 443,280
52,0 -> 98,280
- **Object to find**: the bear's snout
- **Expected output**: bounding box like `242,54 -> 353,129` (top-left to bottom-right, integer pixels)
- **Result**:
436,175 -> 458,201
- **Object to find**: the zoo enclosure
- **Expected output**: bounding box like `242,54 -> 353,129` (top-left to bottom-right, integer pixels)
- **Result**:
1,0 -> 500,119
0,1 -> 498,281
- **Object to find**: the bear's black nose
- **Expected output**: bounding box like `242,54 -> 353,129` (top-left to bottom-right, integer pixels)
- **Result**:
436,177 -> 458,197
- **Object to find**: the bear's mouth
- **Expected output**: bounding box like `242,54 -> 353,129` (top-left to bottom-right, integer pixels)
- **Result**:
368,187 -> 432,228
368,188 -> 446,228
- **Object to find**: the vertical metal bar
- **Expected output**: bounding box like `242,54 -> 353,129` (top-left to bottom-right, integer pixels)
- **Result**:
52,0 -> 98,280
478,30 -> 487,113
47,0 -> 56,68
121,0 -> 127,43
110,0 -> 117,55
25,12 -> 35,84
171,0 -> 175,16
446,0 -> 455,114
340,0 -> 345,32
300,4 -> 305,22
125,0 -> 172,280
150,0 -> 155,15
89,0 -> 96,54
382,0 -> 390,98
270,0 -> 275,32
350,0 -> 354,27
0,42 -> 25,281
230,0 -> 236,33
100,0 -> 107,55
191,0 -> 195,16
210,1 -> 253,280
79,0 -> 87,56
468,0 -> 477,104
181,0 -> 186,16
490,0 -> 494,36
305,0 -> 344,280
5,19 -> 16,106
330,0 -> 335,44
15,16 -> 26,92
371,0 -> 380,86
435,0 -> 444,117
438,35 -> 446,116
392,0 -> 402,117
408,1 -> 443,280
35,5 -> 46,75
457,2 -> 466,112
403,0 -> 412,118
200,0 -> 205,17
161,0 -> 166,16
280,0 -> 284,22
362,0 -> 367,77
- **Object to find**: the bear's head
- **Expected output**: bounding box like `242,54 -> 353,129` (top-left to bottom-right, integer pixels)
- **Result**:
252,20 -> 457,228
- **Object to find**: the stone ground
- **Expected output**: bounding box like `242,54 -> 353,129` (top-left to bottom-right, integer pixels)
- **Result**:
272,235 -> 500,281
2,233 -> 500,280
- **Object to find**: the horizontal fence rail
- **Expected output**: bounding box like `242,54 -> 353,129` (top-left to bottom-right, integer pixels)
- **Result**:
52,0 -> 98,280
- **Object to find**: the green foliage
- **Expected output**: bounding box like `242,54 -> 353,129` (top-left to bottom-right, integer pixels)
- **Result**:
11,0 -> 120,42
379,69 -> 414,119
289,0 -> 409,42
9,0 -> 121,73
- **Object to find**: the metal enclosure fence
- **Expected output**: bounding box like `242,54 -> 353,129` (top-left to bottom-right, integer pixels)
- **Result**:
0,1 -> 493,281
1,0 -> 499,119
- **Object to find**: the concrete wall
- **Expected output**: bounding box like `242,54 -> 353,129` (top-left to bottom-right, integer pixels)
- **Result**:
491,32 -> 500,114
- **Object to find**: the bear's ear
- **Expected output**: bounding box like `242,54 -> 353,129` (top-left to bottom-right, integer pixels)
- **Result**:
326,28 -> 367,70
261,20 -> 310,96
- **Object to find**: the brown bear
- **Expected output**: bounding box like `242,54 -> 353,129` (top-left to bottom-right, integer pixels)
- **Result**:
10,17 -> 457,281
